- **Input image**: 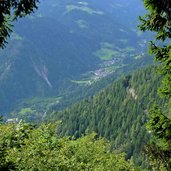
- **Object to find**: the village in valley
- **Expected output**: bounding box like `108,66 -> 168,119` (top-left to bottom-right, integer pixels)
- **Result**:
72,49 -> 146,86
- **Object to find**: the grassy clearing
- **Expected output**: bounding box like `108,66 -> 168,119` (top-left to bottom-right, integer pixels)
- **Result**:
23,97 -> 62,107
123,46 -> 135,52
71,80 -> 90,85
76,20 -> 89,29
134,54 -> 143,59
66,5 -> 104,15
94,48 -> 120,60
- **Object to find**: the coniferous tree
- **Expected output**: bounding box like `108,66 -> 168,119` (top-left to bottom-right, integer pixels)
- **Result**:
139,0 -> 171,170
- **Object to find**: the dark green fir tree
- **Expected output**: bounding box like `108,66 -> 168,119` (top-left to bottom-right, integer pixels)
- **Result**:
139,0 -> 171,170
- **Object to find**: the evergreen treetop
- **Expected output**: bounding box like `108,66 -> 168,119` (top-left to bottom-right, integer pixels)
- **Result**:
139,0 -> 171,170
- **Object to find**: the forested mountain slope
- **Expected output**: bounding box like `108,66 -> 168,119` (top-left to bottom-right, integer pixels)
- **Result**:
48,66 -> 165,167
0,0 -> 151,114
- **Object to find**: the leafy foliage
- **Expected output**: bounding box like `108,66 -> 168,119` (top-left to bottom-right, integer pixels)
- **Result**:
0,0 -> 39,48
0,122 -> 135,171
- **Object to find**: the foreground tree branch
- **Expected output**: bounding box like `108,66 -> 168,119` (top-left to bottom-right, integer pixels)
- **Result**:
0,0 -> 39,48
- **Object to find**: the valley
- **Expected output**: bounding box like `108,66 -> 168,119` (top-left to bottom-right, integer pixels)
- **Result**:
0,0 -> 151,116
1,1 -> 170,170
73,43 -> 147,85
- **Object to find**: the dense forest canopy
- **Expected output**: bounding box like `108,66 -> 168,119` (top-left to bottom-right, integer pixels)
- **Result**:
48,65 -> 164,168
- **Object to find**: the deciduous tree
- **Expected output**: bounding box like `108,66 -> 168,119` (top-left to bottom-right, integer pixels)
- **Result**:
0,0 -> 39,48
